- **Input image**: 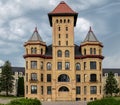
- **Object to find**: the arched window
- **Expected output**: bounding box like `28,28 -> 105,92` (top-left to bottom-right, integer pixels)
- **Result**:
64,19 -> 66,23
57,50 -> 62,57
58,27 -> 61,31
76,63 -> 80,70
58,74 -> 70,82
68,19 -> 70,23
94,48 -> 96,54
90,48 -> 92,54
84,49 -> 86,55
47,62 -> 52,70
59,86 -> 69,92
90,74 -> 97,82
56,19 -> 58,23
65,50 -> 69,57
41,48 -> 43,55
31,47 -> 37,54
60,19 -> 62,23
58,41 -> 61,46
26,48 -> 28,54
66,27 -> 68,31
66,41 -> 68,46
31,47 -> 34,54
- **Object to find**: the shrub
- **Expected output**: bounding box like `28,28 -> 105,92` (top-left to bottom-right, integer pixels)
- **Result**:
87,98 -> 120,105
8,98 -> 42,105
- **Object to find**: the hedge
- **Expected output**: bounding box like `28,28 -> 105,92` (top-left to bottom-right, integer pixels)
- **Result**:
87,98 -> 120,105
0,98 -> 42,105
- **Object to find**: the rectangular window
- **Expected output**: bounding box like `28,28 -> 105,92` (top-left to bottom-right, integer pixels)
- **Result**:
31,73 -> 37,81
90,86 -> 97,94
58,34 -> 61,38
41,86 -> 43,95
99,62 -> 101,70
26,73 -> 28,82
84,86 -> 87,95
31,85 -> 37,94
84,62 -> 86,70
47,86 -> 52,95
57,62 -> 62,70
90,61 -> 96,69
76,74 -> 80,82
100,86 -> 101,94
41,61 -> 43,70
26,85 -> 28,94
31,61 -> 37,69
76,86 -> 80,94
65,62 -> 70,70
41,74 -> 43,82
66,41 -> 68,46
26,61 -> 28,69
66,34 -> 68,38
47,74 -> 51,82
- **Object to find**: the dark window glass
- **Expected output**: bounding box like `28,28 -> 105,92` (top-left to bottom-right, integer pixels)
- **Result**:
58,27 -> 60,31
84,86 -> 87,95
60,19 -> 62,23
26,85 -> 28,94
31,61 -> 37,69
59,86 -> 69,92
47,86 -> 52,95
57,50 -> 62,57
26,61 -> 28,69
66,27 -> 68,31
76,74 -> 80,82
84,62 -> 86,70
66,41 -> 68,46
90,61 -> 96,69
68,19 -> 70,23
41,48 -> 43,55
41,61 -> 43,70
47,62 -> 52,70
56,19 -> 58,23
41,86 -> 43,95
65,50 -> 69,57
76,86 -> 80,94
31,47 -> 37,54
58,34 -> 61,38
66,34 -> 68,38
58,74 -> 70,82
65,62 -> 70,70
84,49 -> 86,55
31,73 -> 37,81
90,86 -> 97,94
90,48 -> 92,54
76,63 -> 80,70
58,41 -> 61,46
64,19 -> 66,23
41,74 -> 43,82
94,48 -> 96,54
47,74 -> 51,82
90,74 -> 97,82
57,62 -> 62,70
31,85 -> 37,94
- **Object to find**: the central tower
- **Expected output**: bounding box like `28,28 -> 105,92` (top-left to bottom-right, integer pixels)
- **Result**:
48,1 -> 78,101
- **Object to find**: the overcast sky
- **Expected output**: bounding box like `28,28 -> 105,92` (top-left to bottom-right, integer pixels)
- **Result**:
0,0 -> 120,68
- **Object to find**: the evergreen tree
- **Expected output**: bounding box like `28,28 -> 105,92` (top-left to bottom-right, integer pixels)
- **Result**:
104,72 -> 119,96
17,77 -> 24,96
0,61 -> 14,96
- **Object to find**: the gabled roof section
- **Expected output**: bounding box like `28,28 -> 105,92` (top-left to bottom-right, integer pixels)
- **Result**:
48,1 -> 78,26
28,27 -> 43,42
50,1 -> 77,14
84,27 -> 98,42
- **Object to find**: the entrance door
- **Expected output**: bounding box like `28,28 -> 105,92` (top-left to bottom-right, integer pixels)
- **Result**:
57,86 -> 71,101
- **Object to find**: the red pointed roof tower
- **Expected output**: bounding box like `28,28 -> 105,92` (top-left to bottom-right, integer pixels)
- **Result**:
48,1 -> 78,26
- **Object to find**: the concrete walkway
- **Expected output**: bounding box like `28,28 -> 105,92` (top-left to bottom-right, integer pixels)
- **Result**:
42,101 -> 87,105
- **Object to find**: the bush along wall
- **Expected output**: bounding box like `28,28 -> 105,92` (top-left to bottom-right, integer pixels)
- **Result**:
87,98 -> 120,105
1,98 -> 42,105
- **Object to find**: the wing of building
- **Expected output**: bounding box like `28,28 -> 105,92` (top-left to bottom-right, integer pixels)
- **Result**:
23,1 -> 104,101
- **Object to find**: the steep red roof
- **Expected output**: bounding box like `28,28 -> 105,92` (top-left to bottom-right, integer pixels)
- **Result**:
50,1 -> 77,14
48,1 -> 78,26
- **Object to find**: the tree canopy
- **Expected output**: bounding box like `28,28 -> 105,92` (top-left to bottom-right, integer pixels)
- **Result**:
104,72 -> 119,96
0,61 -> 14,96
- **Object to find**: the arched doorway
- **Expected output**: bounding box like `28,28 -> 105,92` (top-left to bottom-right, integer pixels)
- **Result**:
57,86 -> 71,101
